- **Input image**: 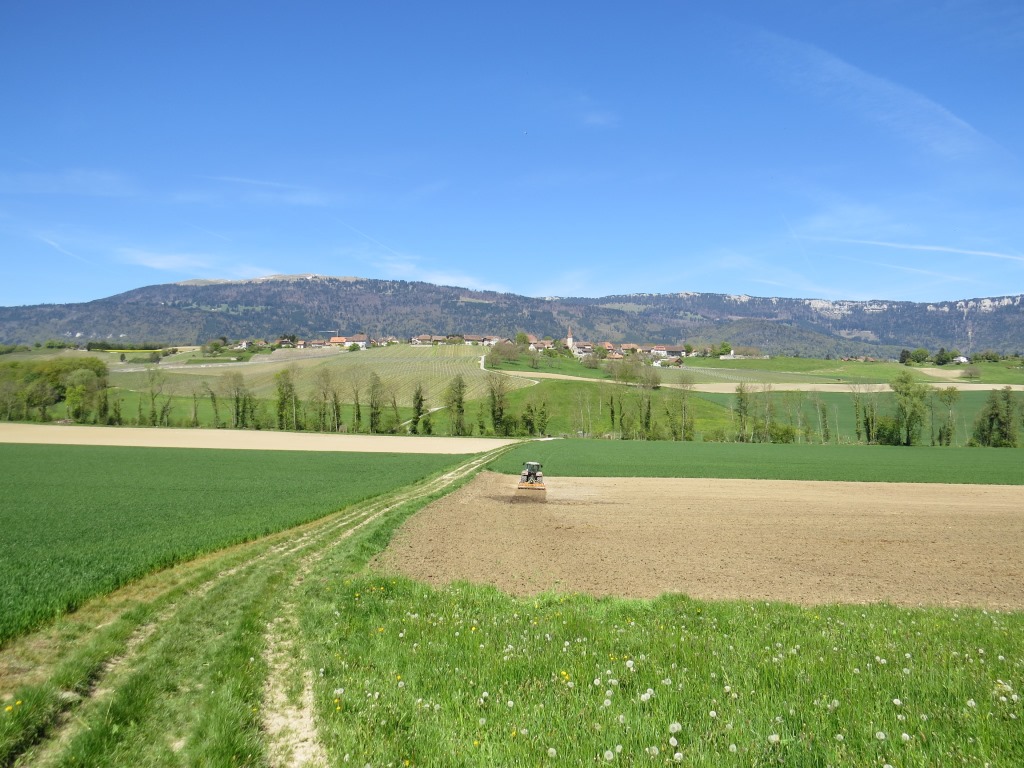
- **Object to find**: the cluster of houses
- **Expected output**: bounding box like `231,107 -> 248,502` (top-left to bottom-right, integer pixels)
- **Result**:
268,333 -> 383,350
258,327 -> 745,361
413,327 -> 737,361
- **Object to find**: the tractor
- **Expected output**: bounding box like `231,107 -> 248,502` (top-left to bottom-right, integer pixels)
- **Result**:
515,461 -> 546,502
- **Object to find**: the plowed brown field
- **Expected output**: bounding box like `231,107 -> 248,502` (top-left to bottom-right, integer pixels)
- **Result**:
374,471 -> 1024,609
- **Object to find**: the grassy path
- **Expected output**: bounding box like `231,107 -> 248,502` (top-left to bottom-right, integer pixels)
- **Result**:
1,446 -> 513,767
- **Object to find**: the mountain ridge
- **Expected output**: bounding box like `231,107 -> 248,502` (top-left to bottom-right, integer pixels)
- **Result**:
1,274 -> 1021,357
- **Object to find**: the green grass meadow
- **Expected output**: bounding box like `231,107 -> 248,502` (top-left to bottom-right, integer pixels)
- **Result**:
0,444 -> 467,644
113,343 -> 519,407
303,572 -> 1024,767
489,439 -> 1024,484
3,431 -> 1023,765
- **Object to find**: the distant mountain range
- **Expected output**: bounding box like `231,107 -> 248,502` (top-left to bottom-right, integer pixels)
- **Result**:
1,274 -> 1022,357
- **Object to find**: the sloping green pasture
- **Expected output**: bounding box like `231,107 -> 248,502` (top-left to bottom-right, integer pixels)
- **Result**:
499,379 -> 733,437
113,344 -> 521,407
0,444 -> 466,644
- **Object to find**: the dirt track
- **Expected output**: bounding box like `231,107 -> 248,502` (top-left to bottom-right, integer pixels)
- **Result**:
0,423 -> 516,454
375,472 -> 1024,610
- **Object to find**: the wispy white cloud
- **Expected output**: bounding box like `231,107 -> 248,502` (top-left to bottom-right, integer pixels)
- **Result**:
760,31 -> 992,157
118,248 -> 214,272
572,94 -> 619,128
221,262 -> 282,280
203,175 -> 298,189
187,223 -> 232,242
582,110 -> 619,127
118,247 -> 281,281
373,253 -> 510,293
811,236 -> 1024,264
793,202 -> 908,240
37,236 -> 95,265
193,175 -> 335,207
331,219 -> 510,292
0,169 -> 136,197
830,253 -> 977,283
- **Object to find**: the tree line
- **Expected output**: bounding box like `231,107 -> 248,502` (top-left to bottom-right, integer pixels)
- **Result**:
2,357 -> 1020,447
715,372 -> 1021,448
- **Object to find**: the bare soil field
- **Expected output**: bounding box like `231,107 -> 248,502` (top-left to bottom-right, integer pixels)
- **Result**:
0,423 -> 516,454
375,472 -> 1024,610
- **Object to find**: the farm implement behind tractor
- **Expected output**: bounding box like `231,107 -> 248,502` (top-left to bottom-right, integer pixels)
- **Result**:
514,461 -> 546,502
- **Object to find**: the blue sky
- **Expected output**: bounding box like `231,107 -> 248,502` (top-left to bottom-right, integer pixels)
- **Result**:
2,1 -> 1022,306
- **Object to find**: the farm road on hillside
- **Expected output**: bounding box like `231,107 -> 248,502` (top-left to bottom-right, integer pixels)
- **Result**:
375,472 -> 1024,610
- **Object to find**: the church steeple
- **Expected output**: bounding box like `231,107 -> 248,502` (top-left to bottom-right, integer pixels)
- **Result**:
566,325 -> 574,351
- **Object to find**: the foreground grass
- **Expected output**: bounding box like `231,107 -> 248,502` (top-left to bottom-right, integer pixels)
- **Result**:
0,444 -> 467,644
304,573 -> 1023,766
4,439 -> 1022,766
490,440 -> 1024,484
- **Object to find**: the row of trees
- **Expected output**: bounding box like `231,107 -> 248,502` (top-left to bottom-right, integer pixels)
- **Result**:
899,347 -> 1023,366
722,373 -> 1020,447
2,355 -> 1020,446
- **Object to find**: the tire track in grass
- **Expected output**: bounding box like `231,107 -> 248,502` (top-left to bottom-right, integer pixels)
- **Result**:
261,445 -> 514,766
4,446 -> 514,767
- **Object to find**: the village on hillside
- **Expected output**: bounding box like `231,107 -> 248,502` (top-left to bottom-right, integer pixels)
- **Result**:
267,327 -> 765,362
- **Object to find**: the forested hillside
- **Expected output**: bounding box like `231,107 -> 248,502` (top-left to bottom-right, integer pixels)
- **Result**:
1,274 -> 1021,356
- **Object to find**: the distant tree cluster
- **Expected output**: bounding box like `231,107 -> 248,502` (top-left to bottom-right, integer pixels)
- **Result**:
0,357 -> 113,424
